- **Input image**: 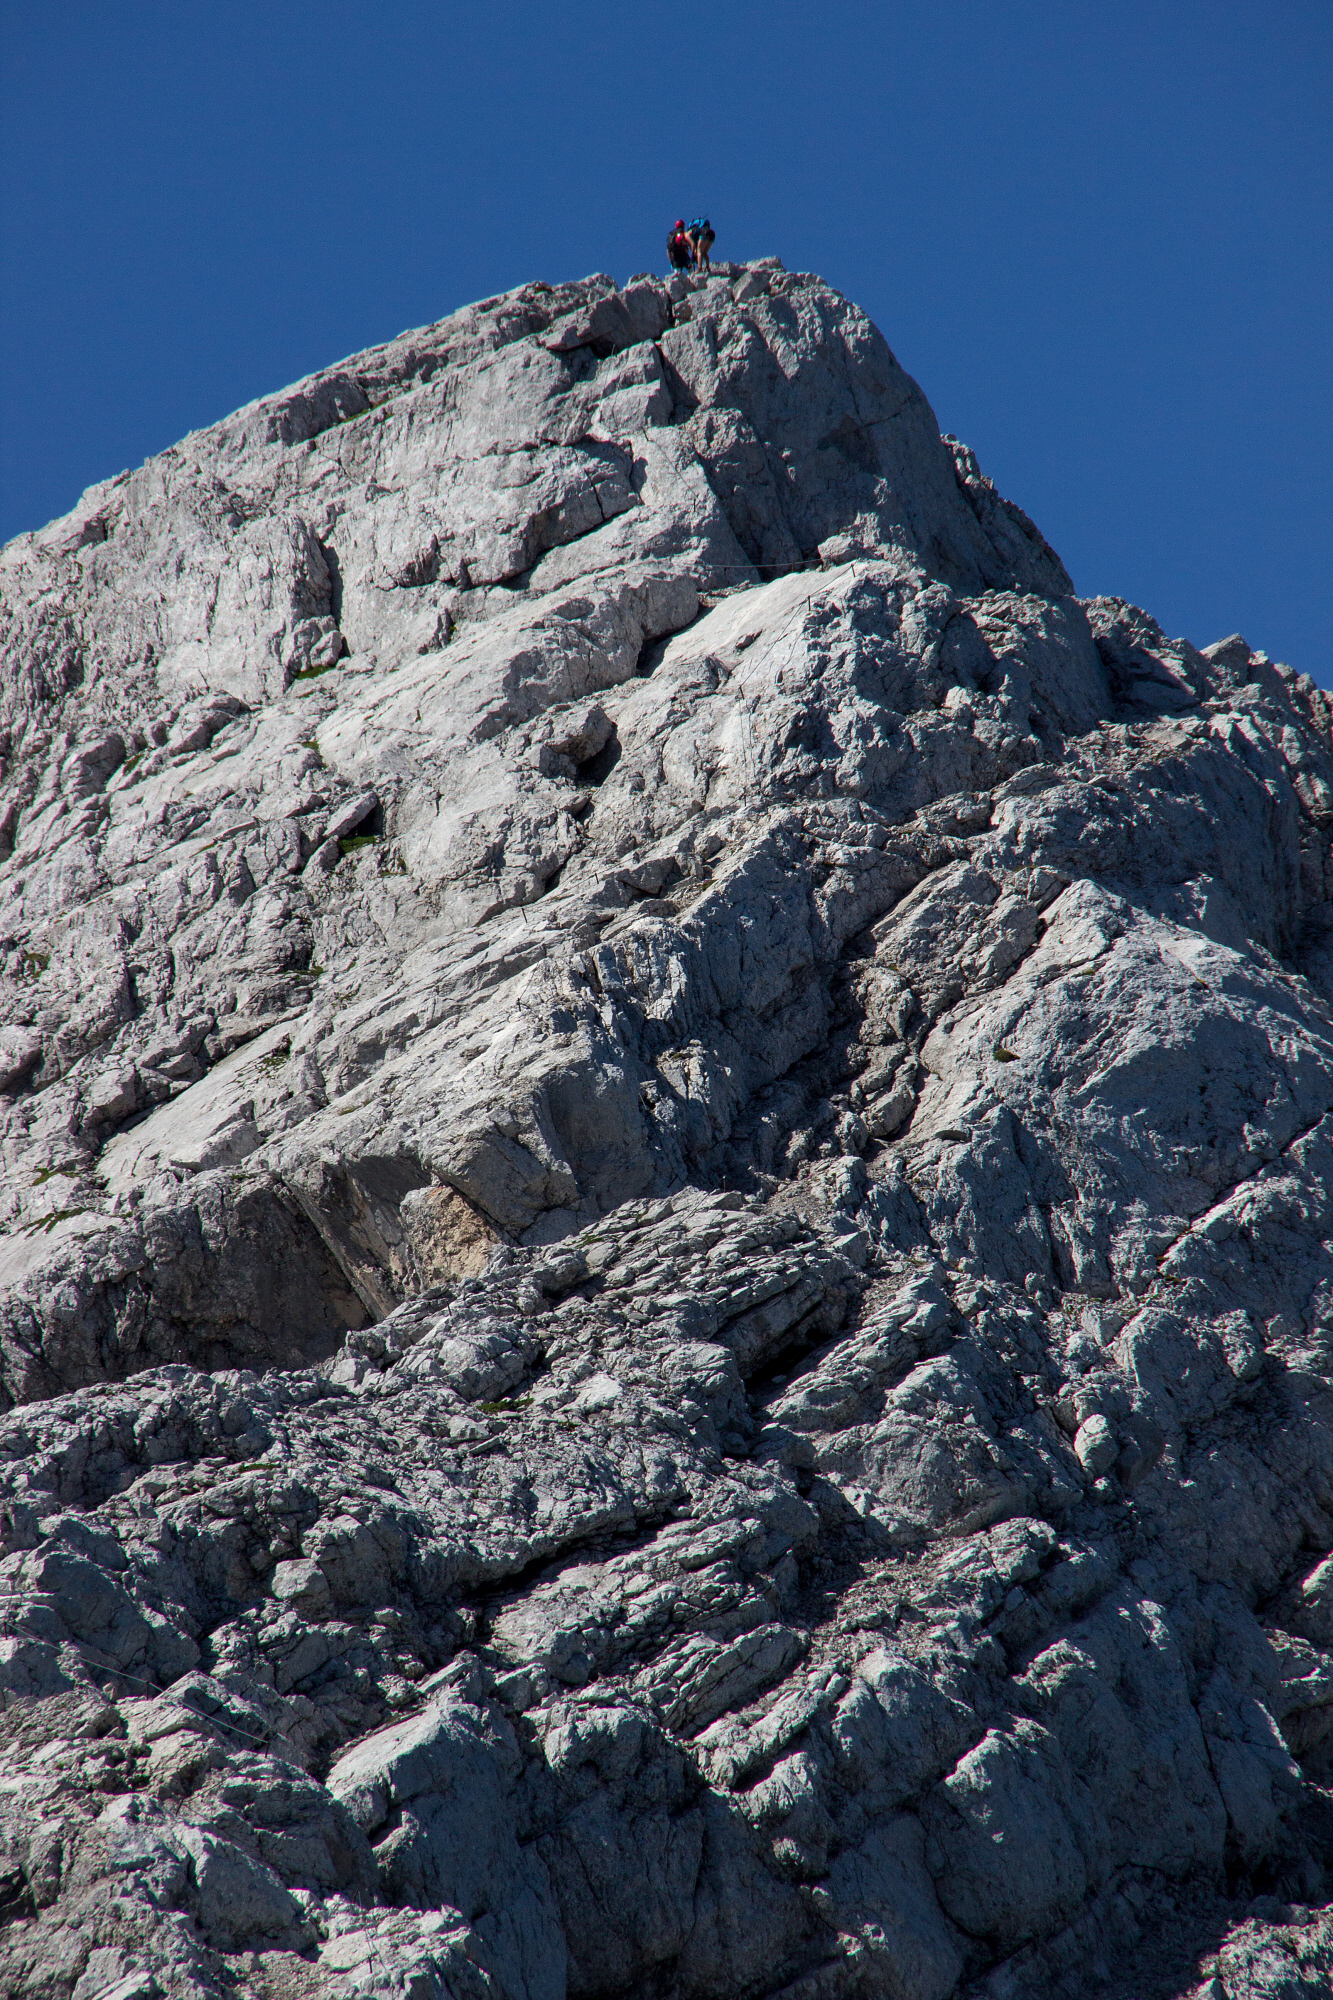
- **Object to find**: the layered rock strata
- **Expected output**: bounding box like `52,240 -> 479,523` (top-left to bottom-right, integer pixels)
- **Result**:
0,259 -> 1332,1999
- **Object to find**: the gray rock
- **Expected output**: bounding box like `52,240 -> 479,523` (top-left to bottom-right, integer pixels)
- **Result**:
1072,1412 -> 1117,1475
1,258 -> 1333,1999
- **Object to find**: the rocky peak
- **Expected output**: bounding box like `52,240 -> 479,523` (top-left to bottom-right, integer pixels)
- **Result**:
0,261 -> 1331,1999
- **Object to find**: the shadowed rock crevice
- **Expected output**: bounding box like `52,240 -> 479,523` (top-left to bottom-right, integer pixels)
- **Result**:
0,1171 -> 368,1408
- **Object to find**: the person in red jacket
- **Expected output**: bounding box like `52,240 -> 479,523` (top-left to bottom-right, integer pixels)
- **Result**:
667,219 -> 693,272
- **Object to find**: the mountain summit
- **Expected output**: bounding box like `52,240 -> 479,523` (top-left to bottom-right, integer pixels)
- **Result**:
2,262 -> 1333,1999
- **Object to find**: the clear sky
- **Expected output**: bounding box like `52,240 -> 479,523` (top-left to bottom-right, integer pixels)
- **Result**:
3,1 -> 1329,680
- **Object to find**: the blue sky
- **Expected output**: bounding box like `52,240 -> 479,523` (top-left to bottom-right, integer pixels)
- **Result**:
3,1 -> 1329,679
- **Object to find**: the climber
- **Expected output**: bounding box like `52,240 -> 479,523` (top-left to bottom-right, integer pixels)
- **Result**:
667,219 -> 693,273
689,218 -> 715,272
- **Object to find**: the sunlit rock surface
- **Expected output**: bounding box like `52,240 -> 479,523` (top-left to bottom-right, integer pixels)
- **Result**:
1,259 -> 1332,1999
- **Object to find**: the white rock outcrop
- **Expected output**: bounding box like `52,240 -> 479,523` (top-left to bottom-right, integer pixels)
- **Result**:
1,259 -> 1332,1999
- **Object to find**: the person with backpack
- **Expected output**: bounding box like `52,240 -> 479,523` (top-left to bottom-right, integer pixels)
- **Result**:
667,219 -> 693,272
688,218 -> 715,272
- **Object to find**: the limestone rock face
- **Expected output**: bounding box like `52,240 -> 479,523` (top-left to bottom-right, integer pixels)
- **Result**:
0,260 -> 1331,1999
